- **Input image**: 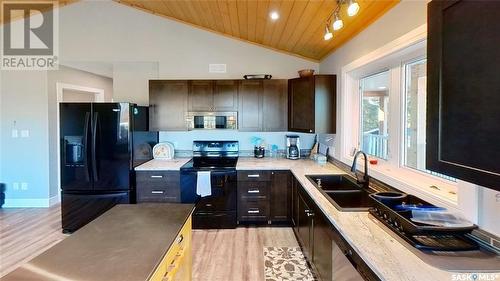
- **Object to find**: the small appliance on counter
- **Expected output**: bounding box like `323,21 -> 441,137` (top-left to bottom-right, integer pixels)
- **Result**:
286,135 -> 301,160
152,142 -> 175,159
254,146 -> 265,158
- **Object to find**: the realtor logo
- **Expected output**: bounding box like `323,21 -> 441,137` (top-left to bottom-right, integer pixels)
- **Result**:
1,0 -> 58,70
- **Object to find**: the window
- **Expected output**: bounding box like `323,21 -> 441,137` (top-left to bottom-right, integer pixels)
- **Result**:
403,58 -> 427,170
360,71 -> 390,160
349,44 -> 454,182
403,59 -> 456,181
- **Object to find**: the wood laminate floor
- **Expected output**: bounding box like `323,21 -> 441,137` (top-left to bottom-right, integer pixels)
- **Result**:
0,205 -> 299,280
192,227 -> 299,281
0,204 -> 67,277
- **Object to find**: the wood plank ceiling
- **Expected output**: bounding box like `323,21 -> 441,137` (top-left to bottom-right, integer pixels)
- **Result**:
116,0 -> 399,61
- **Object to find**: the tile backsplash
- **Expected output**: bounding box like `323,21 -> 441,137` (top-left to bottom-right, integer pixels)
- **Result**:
158,131 -> 335,153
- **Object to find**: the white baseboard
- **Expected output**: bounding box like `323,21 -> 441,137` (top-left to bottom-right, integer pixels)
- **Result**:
49,195 -> 60,206
1,198 -> 52,208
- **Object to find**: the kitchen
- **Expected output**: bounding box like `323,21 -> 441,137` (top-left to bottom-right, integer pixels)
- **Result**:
1,0 -> 499,281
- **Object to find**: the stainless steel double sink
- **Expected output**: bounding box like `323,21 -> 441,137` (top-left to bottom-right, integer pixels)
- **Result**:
305,174 -> 374,212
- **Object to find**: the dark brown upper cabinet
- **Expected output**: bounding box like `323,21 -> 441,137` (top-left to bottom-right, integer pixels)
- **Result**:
263,80 -> 288,132
427,0 -> 500,191
149,80 -> 188,131
288,75 -> 336,134
188,80 -> 214,111
188,80 -> 238,112
214,80 -> 239,111
238,80 -> 263,131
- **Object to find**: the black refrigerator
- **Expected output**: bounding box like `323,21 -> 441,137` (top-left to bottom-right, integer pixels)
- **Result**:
60,103 -> 156,233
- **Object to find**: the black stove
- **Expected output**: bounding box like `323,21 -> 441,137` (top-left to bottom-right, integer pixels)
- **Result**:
180,141 -> 239,229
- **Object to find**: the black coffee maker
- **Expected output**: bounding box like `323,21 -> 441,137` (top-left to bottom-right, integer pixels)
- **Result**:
286,135 -> 300,160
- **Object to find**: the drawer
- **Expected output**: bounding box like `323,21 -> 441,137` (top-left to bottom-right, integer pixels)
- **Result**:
238,200 -> 270,221
137,185 -> 180,202
136,171 -> 180,185
238,181 -> 269,200
237,171 -> 271,182
149,217 -> 191,281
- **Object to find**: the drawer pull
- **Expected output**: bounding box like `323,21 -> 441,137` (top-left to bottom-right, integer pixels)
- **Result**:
247,174 -> 260,178
150,175 -> 163,178
151,190 -> 165,194
176,234 -> 184,244
248,189 -> 260,194
248,209 -> 260,214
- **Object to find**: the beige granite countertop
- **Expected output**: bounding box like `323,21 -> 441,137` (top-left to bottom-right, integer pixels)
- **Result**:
237,157 -> 500,281
135,158 -> 190,171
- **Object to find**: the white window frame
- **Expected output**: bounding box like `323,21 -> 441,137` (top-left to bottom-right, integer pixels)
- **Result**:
338,25 -> 460,211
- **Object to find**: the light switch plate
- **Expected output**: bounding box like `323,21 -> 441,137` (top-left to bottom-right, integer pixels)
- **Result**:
21,130 -> 29,138
12,182 -> 19,190
21,182 -> 28,190
11,129 -> 18,138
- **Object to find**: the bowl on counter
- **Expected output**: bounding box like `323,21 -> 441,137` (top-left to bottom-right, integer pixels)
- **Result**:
372,192 -> 407,207
298,69 -> 315,78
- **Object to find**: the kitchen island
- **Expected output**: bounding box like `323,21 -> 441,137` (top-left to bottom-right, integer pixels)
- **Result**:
2,203 -> 194,281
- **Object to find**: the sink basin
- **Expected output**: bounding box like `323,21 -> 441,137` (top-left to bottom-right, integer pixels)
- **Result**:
305,174 -> 373,212
305,174 -> 361,191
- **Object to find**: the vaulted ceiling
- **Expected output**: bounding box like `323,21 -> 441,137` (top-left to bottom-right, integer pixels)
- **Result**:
0,0 -> 399,61
116,0 -> 399,61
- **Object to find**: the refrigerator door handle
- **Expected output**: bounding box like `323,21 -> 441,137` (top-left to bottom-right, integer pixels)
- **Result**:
92,112 -> 99,182
83,112 -> 91,181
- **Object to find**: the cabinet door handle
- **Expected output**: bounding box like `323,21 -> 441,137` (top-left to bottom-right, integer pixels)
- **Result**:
176,234 -> 184,244
151,190 -> 165,194
247,174 -> 260,178
248,189 -> 260,194
248,209 -> 260,214
150,175 -> 163,178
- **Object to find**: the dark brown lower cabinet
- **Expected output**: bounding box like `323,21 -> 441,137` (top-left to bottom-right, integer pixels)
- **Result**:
237,170 -> 291,224
270,171 -> 291,223
292,180 -> 379,281
313,210 -> 333,281
297,188 -> 314,260
136,171 -> 180,202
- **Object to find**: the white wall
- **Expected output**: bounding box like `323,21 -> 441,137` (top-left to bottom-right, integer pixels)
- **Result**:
319,0 -> 500,237
0,70 -> 50,207
47,66 -> 113,198
58,0 -> 318,104
112,62 -> 159,105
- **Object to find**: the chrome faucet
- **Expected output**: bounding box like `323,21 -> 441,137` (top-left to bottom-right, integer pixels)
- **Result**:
351,151 -> 369,188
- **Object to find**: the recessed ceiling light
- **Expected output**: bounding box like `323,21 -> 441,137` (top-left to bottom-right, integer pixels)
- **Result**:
270,11 -> 279,20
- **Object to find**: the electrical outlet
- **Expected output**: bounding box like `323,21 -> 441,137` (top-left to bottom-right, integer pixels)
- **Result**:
12,182 -> 19,190
11,129 -> 18,138
20,182 -> 28,190
21,130 -> 29,138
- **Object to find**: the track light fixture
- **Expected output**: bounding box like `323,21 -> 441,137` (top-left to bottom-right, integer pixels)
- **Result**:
324,25 -> 333,41
347,0 -> 360,17
323,0 -> 361,40
332,12 -> 343,31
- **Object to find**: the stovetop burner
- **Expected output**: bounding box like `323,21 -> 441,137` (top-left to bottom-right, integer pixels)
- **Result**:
180,140 -> 239,171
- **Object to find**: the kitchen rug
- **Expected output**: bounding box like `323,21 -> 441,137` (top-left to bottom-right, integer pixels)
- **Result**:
263,246 -> 316,281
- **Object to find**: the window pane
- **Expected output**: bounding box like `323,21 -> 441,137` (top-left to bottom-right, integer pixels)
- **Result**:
403,59 -> 455,181
360,71 -> 390,160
